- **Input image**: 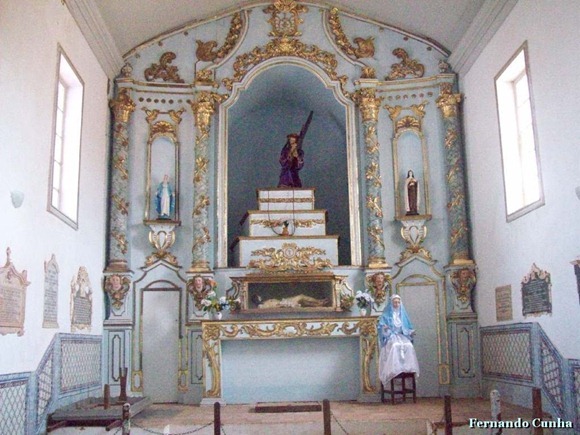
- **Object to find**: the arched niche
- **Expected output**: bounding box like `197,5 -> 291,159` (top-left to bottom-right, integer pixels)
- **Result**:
145,135 -> 179,221
392,129 -> 430,218
216,60 -> 360,267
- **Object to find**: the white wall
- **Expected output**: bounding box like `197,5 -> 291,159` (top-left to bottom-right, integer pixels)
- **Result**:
0,0 -> 109,372
462,0 -> 580,358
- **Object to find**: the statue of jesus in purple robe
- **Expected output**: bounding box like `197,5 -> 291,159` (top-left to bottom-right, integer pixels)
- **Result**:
277,133 -> 304,188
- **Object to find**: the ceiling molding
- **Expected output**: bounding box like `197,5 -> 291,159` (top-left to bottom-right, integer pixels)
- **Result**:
448,0 -> 518,78
65,0 -> 124,79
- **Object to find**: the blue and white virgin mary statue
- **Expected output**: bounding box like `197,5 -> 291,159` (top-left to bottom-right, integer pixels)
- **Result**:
377,294 -> 420,384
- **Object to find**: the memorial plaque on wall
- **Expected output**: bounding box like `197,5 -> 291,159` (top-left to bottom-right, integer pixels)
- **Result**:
573,259 -> 580,305
495,285 -> 513,321
0,248 -> 30,336
70,266 -> 92,332
43,254 -> 59,328
521,263 -> 551,317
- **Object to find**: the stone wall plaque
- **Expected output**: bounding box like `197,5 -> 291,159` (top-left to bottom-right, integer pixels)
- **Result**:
495,285 -> 512,322
43,254 -> 59,328
0,248 -> 30,336
521,263 -> 551,317
70,267 -> 93,332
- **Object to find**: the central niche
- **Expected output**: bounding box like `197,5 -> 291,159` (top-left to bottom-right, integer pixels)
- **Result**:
227,64 -> 349,267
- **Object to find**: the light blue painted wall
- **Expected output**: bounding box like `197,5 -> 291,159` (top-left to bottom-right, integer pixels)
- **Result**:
221,337 -> 360,403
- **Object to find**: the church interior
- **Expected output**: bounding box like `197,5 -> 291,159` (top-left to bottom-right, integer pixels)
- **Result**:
1,0 -> 579,433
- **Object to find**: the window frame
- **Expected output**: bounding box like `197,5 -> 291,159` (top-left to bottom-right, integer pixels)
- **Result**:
47,45 -> 84,229
494,41 -> 544,222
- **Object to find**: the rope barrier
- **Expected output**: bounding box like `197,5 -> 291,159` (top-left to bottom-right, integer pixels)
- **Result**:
131,420 -> 213,435
329,409 -> 350,434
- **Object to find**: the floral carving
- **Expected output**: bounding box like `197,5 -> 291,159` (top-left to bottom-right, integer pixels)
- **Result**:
385,48 -> 425,80
144,52 -> 184,83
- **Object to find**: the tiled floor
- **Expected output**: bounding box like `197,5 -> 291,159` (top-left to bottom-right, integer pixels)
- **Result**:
53,397 -> 550,434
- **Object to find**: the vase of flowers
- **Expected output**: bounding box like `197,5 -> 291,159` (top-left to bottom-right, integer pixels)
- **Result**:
355,290 -> 374,316
201,289 -> 229,319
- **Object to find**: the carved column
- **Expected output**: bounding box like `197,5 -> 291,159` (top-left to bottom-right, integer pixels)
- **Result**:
189,90 -> 225,273
436,81 -> 473,266
106,88 -> 135,273
437,80 -> 480,397
353,84 -> 388,269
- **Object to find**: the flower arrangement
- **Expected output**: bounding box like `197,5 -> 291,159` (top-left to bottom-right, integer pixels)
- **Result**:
355,290 -> 374,310
201,290 -> 229,314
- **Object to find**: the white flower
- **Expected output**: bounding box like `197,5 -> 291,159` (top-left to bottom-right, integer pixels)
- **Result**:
207,290 -> 216,298
201,299 -> 211,307
219,296 -> 227,304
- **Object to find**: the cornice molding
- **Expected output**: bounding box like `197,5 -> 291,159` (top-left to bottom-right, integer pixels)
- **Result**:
448,0 -> 518,77
65,0 -> 124,79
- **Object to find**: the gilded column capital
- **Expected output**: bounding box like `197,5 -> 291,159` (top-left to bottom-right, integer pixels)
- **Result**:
436,83 -> 462,118
109,88 -> 136,123
190,91 -> 227,130
353,88 -> 382,122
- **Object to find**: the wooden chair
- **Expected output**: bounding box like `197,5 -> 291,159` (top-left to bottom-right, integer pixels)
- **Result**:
381,372 -> 416,404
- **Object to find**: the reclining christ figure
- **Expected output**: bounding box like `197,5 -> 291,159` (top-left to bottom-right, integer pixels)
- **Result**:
378,294 -> 420,384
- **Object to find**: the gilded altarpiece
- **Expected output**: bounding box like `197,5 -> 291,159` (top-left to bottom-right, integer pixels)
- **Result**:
104,0 -> 481,403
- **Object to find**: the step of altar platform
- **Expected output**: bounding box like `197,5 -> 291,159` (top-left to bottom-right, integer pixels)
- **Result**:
240,210 -> 328,237
232,236 -> 339,268
257,188 -> 315,211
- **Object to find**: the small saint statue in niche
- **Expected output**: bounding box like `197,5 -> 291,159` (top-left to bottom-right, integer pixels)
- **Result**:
156,174 -> 175,219
404,170 -> 420,216
277,111 -> 313,188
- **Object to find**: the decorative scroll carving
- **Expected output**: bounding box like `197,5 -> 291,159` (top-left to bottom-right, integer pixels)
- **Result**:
222,37 -> 348,97
0,248 -> 30,336
264,0 -> 308,38
187,275 -> 214,310
201,318 -> 378,399
385,48 -> 425,80
70,267 -> 92,332
398,218 -> 432,263
144,52 -> 184,83
328,8 -> 375,59
196,13 -> 244,63
104,274 -> 131,310
144,221 -> 179,267
451,268 -> 476,310
248,243 -> 332,273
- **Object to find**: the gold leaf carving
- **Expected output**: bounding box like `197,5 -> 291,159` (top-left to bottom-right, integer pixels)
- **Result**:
144,52 -> 184,83
194,157 -> 209,183
222,37 -> 348,98
367,225 -> 385,249
385,48 -> 425,80
264,0 -> 308,38
436,83 -> 461,118
193,195 -> 210,216
395,116 -> 421,132
104,275 -> 131,309
248,243 -> 332,273
328,8 -> 375,59
109,89 -> 135,123
196,12 -> 244,63
112,194 -> 129,216
111,231 -> 128,255
366,195 -> 383,218
365,164 -> 382,189
250,218 -> 325,228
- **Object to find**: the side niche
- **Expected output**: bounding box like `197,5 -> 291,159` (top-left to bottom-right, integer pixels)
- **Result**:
0,248 -> 30,336
143,108 -> 184,223
386,102 -> 431,219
